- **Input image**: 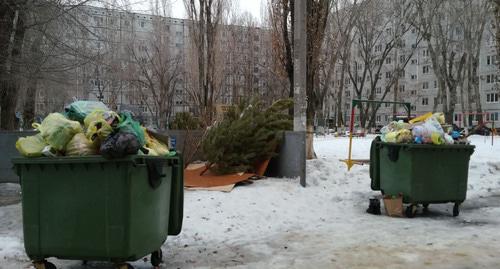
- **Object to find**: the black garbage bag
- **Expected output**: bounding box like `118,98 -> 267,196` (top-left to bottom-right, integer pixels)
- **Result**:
100,131 -> 141,159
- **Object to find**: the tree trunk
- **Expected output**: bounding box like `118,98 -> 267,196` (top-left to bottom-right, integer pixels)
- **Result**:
306,122 -> 316,160
23,76 -> 38,129
1,7 -> 26,130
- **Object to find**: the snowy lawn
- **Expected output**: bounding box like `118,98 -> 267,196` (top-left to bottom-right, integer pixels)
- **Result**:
1,135 -> 500,269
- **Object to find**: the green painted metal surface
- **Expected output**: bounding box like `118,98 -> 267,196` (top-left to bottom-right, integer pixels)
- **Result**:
370,140 -> 475,204
12,155 -> 183,263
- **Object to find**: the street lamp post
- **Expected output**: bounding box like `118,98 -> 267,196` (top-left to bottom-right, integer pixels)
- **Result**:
294,0 -> 307,187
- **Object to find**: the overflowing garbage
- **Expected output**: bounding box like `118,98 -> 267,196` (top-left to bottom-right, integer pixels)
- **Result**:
380,112 -> 468,145
16,101 -> 171,158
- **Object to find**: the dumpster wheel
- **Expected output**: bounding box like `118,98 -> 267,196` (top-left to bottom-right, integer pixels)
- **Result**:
405,204 -> 418,218
151,249 -> 163,267
453,203 -> 460,217
33,260 -> 56,269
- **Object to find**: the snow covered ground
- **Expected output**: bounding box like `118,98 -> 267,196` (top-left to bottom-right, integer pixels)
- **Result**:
1,135 -> 500,269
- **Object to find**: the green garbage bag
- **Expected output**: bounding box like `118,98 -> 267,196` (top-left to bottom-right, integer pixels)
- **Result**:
33,113 -> 83,151
118,112 -> 146,146
15,134 -> 47,157
64,101 -> 109,123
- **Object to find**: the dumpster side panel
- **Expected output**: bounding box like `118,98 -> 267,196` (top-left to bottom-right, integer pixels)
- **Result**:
409,147 -> 472,203
17,156 -> 176,263
377,143 -> 474,205
379,144 -> 412,200
128,162 -> 171,260
369,137 -> 381,191
22,162 -> 129,260
168,154 -> 184,236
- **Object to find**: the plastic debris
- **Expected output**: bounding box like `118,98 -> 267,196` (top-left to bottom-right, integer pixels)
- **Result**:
33,113 -> 83,151
16,134 -> 47,157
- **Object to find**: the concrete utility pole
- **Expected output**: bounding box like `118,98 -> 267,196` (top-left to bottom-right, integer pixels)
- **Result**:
294,0 -> 307,187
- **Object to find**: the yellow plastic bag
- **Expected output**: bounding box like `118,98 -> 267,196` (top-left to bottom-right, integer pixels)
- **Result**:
409,112 -> 433,124
66,133 -> 96,156
85,119 -> 113,145
83,110 -> 119,129
144,129 -> 169,156
84,110 -> 118,147
16,134 -> 47,157
33,113 -> 83,151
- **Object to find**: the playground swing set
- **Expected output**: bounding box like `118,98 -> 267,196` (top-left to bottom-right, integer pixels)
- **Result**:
341,99 -> 411,171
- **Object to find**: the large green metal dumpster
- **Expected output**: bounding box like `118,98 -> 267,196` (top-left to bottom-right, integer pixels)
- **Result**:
370,137 -> 475,217
12,154 -> 184,269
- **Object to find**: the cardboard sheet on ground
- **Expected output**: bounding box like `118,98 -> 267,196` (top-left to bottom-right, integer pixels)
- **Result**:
184,165 -> 256,188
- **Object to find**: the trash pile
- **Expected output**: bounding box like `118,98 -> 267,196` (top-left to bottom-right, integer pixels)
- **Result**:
16,101 -> 170,158
381,112 -> 467,145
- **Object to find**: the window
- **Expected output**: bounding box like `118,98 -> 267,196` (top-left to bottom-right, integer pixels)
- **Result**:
140,21 -> 145,28
411,28 -> 416,34
411,90 -> 417,96
399,70 -> 405,78
411,105 -> 417,111
386,57 -> 392,64
376,87 -> 382,94
434,81 -> 437,88
411,74 -> 417,80
374,59 -> 382,66
399,85 -> 405,93
423,82 -> 429,89
386,72 -> 392,79
486,93 -> 499,103
176,31 -> 182,36
385,103 -> 390,108
385,115 -> 389,121
345,91 -> 350,97
487,56 -> 492,65
423,65 -> 430,74
411,59 -> 417,65
423,49 -> 429,57
400,55 -> 406,63
422,97 -> 429,106
376,115 -> 381,122
492,112 -> 499,121
375,44 -> 383,52
486,74 -> 498,83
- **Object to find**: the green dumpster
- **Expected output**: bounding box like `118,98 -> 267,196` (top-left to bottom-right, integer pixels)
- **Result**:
13,154 -> 184,269
370,138 -> 475,217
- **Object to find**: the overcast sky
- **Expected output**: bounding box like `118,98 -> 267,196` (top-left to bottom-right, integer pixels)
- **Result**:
120,0 -> 263,22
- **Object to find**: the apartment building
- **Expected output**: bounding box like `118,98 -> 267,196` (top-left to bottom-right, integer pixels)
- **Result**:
33,5 -> 274,127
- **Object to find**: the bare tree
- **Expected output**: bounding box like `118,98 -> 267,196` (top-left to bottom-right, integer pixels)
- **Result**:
330,0 -> 358,128
415,0 -> 467,124
184,0 -> 229,125
344,0 -> 420,129
128,14 -> 182,129
0,0 -> 100,130
268,0 -> 294,102
457,0 -> 491,125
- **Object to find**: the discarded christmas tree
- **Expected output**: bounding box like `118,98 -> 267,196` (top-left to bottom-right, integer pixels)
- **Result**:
202,99 -> 293,175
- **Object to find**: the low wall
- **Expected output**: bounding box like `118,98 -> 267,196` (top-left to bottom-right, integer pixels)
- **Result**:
0,131 -> 36,183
